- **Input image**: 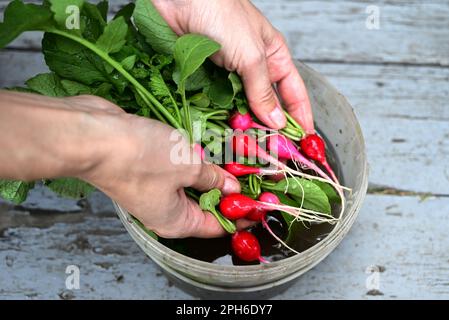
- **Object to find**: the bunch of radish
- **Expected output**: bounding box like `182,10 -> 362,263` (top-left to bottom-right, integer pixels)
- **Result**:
218,111 -> 350,263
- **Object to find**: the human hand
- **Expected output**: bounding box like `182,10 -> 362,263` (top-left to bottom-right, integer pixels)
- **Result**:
153,0 -> 314,133
76,96 -> 251,238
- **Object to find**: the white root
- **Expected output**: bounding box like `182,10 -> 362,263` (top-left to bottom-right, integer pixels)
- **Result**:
261,151 -> 348,221
262,218 -> 299,255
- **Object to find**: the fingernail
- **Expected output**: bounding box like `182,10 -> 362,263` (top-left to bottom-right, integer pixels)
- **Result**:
223,177 -> 240,194
269,107 -> 286,128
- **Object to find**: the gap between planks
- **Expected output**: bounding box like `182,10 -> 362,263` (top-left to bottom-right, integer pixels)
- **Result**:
4,46 -> 449,70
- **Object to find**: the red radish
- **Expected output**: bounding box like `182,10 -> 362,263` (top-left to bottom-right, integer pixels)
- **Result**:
219,193 -> 282,221
224,162 -> 260,177
231,231 -> 267,263
300,134 -> 338,182
220,193 -> 331,223
224,193 -> 300,255
221,193 -> 337,255
253,192 -> 303,256
229,111 -> 270,131
219,193 -> 261,220
268,159 -> 288,182
266,134 -> 333,183
224,162 -> 278,177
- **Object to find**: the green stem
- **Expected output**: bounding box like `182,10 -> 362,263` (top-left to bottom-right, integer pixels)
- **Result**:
284,111 -> 305,137
168,92 -> 181,124
179,83 -> 193,143
50,29 -> 182,129
213,120 -> 231,130
211,209 -> 236,234
208,115 -> 228,121
260,180 -> 277,189
205,110 -> 229,118
136,87 -> 165,123
206,122 -> 225,135
280,128 -> 301,141
185,188 -> 200,201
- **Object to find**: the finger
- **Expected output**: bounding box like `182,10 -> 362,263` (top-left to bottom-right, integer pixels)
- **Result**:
265,37 -> 315,134
236,218 -> 258,230
277,63 -> 315,134
177,196 -> 228,238
240,54 -> 286,129
172,200 -> 257,239
191,162 -> 241,195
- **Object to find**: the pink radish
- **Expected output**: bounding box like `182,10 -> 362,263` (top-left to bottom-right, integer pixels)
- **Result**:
246,192 -> 280,221
229,111 -> 271,131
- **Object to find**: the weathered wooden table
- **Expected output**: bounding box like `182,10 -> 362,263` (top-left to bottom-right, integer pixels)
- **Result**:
0,0 -> 448,299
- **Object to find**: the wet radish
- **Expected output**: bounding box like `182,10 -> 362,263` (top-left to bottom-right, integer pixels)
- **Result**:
300,134 -> 338,182
219,193 -> 337,225
246,192 -> 280,221
224,162 -> 260,177
229,111 -> 270,131
231,133 -> 346,190
231,133 -> 348,222
223,193 -> 302,254
219,193 -> 260,220
266,134 -> 333,183
224,162 -> 278,177
231,231 -> 267,263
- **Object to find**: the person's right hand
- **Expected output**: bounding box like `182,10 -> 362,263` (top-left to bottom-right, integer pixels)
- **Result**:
153,0 -> 314,133
75,95 -> 248,238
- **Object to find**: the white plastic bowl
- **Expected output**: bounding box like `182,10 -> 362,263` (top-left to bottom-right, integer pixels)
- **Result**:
114,61 -> 368,299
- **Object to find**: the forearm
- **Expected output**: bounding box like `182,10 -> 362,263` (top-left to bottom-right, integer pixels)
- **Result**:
0,90 -> 109,181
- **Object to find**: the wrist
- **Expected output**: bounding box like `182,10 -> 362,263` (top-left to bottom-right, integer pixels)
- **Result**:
60,98 -> 120,182
73,109 -> 144,191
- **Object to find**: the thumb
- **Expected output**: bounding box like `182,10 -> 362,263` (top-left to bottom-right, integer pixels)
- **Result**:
171,194 -> 258,238
240,55 -> 286,129
191,162 -> 241,195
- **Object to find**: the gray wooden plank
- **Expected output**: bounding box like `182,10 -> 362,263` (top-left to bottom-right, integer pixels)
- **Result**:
277,194 -> 449,299
1,0 -> 449,65
1,51 -> 448,194
0,51 -> 48,88
1,191 -> 448,299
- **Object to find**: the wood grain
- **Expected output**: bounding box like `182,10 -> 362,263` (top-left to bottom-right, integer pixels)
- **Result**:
1,191 -> 448,299
1,0 -> 449,65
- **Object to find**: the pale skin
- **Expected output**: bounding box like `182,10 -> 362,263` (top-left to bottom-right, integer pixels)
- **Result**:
0,0 -> 313,238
